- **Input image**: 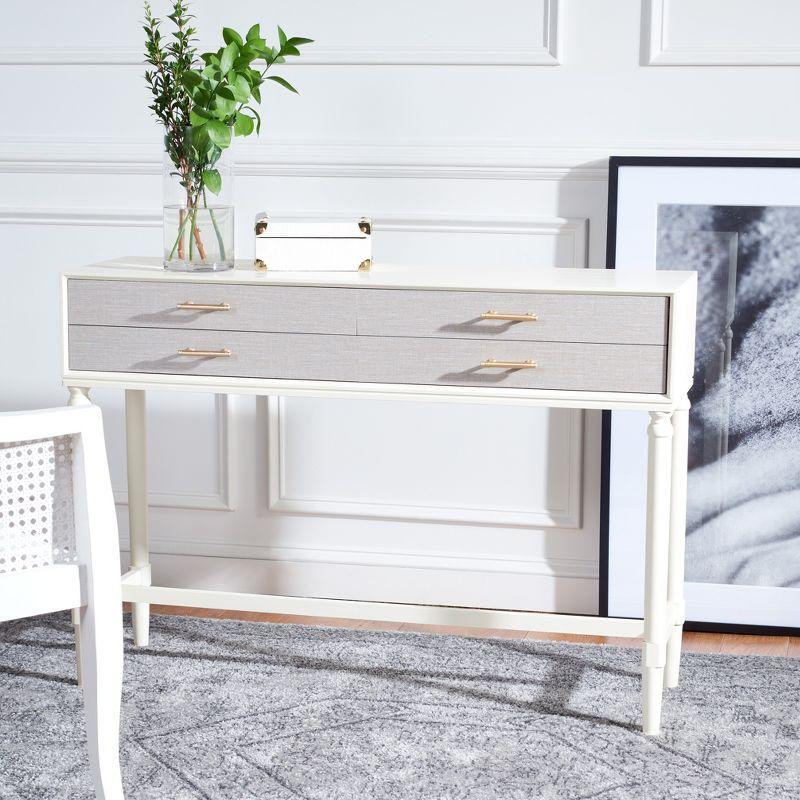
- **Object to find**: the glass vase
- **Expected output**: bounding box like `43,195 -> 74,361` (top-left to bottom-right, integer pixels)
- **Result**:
162,142 -> 235,272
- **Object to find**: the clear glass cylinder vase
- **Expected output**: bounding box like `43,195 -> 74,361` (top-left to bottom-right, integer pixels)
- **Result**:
163,137 -> 235,272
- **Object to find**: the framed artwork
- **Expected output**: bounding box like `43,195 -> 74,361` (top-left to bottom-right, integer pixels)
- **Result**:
602,156 -> 800,633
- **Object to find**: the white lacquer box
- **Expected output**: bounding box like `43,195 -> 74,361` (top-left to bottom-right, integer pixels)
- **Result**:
254,215 -> 372,272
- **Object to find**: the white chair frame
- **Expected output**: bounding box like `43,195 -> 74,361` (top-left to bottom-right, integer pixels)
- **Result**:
0,404 -> 124,800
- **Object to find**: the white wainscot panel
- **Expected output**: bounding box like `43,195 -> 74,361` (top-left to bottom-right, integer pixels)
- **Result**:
90,389 -> 233,512
370,216 -> 587,270
0,0 -> 559,66
269,397 -> 582,529
645,0 -> 800,65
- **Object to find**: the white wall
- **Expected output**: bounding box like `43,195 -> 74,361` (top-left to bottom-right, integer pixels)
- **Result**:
2,0 -> 799,614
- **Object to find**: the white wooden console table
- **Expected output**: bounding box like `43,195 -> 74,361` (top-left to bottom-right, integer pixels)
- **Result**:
61,256 -> 696,735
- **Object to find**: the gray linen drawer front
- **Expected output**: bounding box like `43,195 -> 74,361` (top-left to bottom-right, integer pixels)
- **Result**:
357,289 -> 669,345
67,281 -> 669,393
357,337 -> 667,393
67,279 -> 356,335
68,325 -> 359,381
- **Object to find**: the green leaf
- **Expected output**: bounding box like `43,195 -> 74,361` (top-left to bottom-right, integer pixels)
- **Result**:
222,27 -> 243,47
181,71 -> 203,90
246,23 -> 261,42
189,110 -> 210,126
206,119 -> 232,149
278,26 -> 287,47
193,86 -> 212,106
251,83 -> 261,103
233,113 -> 255,137
202,168 -> 222,195
236,45 -> 259,64
286,37 -> 314,46
213,95 -> 236,117
189,125 -> 211,156
229,73 -> 251,102
216,86 -> 236,101
281,44 -> 300,57
266,74 -> 298,93
244,106 -> 262,134
220,41 -> 238,74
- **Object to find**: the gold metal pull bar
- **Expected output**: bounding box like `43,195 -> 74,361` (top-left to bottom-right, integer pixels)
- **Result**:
480,310 -> 538,322
177,348 -> 232,358
480,359 -> 537,369
176,301 -> 231,311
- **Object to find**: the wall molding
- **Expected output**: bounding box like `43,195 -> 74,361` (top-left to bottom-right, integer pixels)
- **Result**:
117,537 -> 598,580
0,207 -> 160,228
113,394 -> 235,512
0,1 -> 560,67
644,0 -> 800,66
267,397 -> 584,531
5,137 -> 800,181
0,138 -> 607,181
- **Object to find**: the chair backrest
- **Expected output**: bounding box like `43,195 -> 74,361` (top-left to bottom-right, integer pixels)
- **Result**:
0,405 -> 120,621
0,432 -> 77,574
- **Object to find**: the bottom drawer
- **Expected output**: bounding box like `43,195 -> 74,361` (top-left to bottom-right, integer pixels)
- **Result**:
68,326 -> 666,393
358,337 -> 667,393
68,326 -> 359,381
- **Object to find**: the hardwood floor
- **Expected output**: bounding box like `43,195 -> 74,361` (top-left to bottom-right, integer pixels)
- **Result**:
137,605 -> 798,658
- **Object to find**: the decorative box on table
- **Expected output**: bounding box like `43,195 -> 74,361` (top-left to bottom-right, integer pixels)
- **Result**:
254,216 -> 372,272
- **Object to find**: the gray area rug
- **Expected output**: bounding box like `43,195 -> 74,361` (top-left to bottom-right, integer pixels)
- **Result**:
0,613 -> 798,799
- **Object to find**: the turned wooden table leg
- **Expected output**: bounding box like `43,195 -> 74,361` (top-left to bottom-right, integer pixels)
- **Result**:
125,389 -> 151,646
642,410 -> 674,735
665,401 -> 690,688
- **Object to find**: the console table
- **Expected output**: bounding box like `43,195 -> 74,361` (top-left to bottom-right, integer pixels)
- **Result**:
61,256 -> 696,735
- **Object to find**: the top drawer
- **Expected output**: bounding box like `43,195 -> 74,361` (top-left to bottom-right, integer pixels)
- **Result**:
67,279 -> 356,335
357,289 -> 669,345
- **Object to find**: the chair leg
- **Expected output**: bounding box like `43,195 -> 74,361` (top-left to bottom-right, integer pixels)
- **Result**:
71,607 -> 83,687
79,601 -> 125,800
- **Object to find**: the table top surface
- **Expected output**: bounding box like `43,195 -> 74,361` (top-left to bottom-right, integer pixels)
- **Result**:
65,257 -> 697,296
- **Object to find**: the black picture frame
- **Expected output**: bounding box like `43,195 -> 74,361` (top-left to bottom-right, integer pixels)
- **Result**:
602,155 -> 800,637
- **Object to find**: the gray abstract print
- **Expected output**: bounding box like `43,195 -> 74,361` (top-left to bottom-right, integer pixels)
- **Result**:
656,204 -> 800,587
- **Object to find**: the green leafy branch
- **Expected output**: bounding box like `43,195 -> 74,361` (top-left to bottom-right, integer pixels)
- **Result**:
143,1 -> 311,263
144,1 -> 311,206
181,23 -> 312,197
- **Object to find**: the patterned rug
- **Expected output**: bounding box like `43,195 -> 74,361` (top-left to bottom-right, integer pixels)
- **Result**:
0,612 -> 797,799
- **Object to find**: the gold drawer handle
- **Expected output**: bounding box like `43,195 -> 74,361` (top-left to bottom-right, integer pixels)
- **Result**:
177,348 -> 232,358
481,310 -> 538,322
176,301 -> 231,311
480,359 -> 537,370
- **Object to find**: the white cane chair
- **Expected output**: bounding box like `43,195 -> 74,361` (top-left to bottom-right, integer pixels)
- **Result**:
0,404 -> 124,800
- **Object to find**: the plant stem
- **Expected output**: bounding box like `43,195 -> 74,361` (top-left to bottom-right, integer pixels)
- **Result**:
203,189 -> 226,261
189,208 -> 195,261
177,208 -> 186,260
169,208 -> 192,262
192,209 -> 207,260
